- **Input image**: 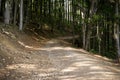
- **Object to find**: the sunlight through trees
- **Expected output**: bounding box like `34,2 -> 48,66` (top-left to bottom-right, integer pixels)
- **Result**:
0,0 -> 120,60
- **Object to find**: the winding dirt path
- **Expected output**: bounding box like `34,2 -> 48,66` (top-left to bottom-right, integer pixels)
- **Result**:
1,39 -> 120,80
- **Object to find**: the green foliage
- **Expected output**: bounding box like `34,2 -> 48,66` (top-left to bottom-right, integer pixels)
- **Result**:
92,14 -> 103,22
90,49 -> 98,54
0,0 -> 119,60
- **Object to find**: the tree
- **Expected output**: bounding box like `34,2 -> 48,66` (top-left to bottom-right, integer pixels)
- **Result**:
19,0 -> 23,30
4,0 -> 10,24
85,0 -> 98,50
0,0 -> 119,60
114,0 -> 120,62
13,0 -> 18,25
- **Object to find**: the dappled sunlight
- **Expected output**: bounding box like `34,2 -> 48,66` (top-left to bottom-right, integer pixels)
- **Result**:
90,66 -> 104,70
18,40 -> 81,51
18,41 -> 42,50
62,67 -> 78,72
46,47 -> 78,51
5,63 -> 58,77
42,47 -> 86,52
8,39 -> 120,80
59,62 -> 119,80
18,39 -> 88,55
63,55 -> 74,58
72,62 -> 92,67
94,54 -> 110,61
59,75 -> 76,79
88,71 -> 116,75
48,47 -> 120,80
6,64 -> 36,70
38,68 -> 57,72
47,40 -> 59,44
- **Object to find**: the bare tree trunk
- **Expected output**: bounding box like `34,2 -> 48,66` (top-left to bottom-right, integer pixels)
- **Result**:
4,0 -> 10,24
68,0 -> 70,23
85,0 -> 94,50
13,0 -> 18,25
82,24 -> 86,49
114,0 -> 120,62
19,0 -> 23,30
85,0 -> 98,50
81,0 -> 87,49
85,28 -> 92,50
82,13 -> 86,49
97,22 -> 101,54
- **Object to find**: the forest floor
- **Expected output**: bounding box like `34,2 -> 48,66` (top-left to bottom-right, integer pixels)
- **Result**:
0,26 -> 120,80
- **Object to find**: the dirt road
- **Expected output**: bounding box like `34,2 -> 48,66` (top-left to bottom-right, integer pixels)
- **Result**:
0,39 -> 120,80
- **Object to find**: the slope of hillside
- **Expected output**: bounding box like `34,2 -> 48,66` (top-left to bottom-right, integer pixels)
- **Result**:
0,26 -> 45,79
0,26 -> 120,80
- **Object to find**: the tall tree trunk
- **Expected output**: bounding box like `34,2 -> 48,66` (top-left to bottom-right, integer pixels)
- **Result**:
62,0 -> 64,23
81,0 -> 87,49
67,0 -> 69,21
19,0 -> 23,30
82,13 -> 86,49
13,0 -> 18,25
72,0 -> 76,44
4,0 -> 10,24
97,22 -> 101,54
114,0 -> 120,62
85,0 -> 97,50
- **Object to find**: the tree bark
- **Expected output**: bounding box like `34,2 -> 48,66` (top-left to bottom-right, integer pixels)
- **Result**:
4,0 -> 10,24
19,0 -> 23,30
85,0 -> 98,50
97,22 -> 101,54
13,0 -> 18,25
114,0 -> 120,62
82,18 -> 86,49
81,0 -> 87,49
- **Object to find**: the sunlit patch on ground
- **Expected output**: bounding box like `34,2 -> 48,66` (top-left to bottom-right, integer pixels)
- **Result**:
1,38 -> 120,80
72,62 -> 92,67
5,64 -> 37,75
6,64 -> 36,70
62,67 -> 78,72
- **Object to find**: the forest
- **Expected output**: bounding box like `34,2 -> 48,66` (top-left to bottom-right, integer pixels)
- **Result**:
0,0 -> 120,61
1,0 -> 120,79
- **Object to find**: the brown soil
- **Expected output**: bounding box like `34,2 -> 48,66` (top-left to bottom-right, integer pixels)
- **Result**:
0,26 -> 120,80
